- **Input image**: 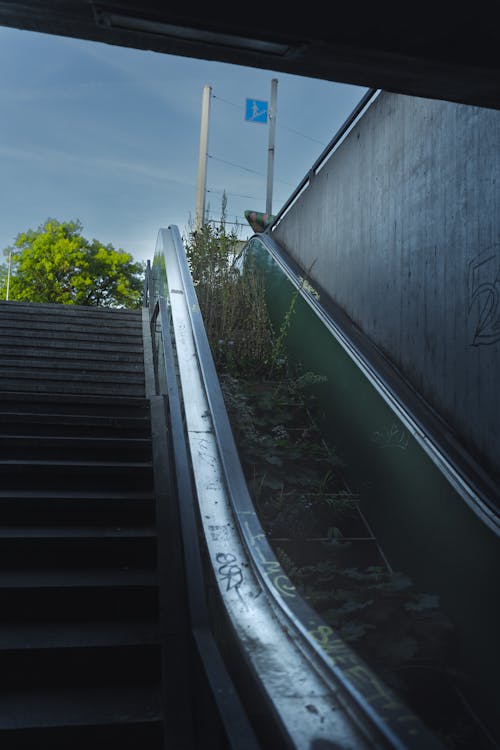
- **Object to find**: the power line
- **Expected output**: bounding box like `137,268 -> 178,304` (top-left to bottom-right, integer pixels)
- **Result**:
205,215 -> 252,235
208,154 -> 263,177
211,94 -> 242,110
205,208 -> 248,223
280,124 -> 326,146
207,188 -> 262,201
208,154 -> 294,187
207,187 -> 289,206
206,218 -> 248,227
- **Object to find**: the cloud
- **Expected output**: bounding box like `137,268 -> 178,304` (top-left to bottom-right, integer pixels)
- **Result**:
0,143 -> 196,189
69,38 -> 211,119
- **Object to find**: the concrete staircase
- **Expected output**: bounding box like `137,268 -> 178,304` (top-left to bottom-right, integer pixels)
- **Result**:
0,301 -> 190,748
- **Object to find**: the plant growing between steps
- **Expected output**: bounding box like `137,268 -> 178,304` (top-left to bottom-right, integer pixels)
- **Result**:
184,206 -> 484,749
185,195 -> 274,377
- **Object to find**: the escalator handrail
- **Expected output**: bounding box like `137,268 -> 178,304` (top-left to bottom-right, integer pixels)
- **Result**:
144,268 -> 262,750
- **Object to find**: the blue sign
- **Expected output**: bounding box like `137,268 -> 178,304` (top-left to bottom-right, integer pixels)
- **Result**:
245,98 -> 268,124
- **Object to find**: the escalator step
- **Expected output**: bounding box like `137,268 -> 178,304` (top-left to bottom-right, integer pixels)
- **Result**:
0,620 -> 161,650
0,569 -> 158,588
0,526 -> 155,539
0,683 -> 162,729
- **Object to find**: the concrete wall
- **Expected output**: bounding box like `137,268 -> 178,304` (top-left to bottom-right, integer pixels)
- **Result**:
272,91 -> 500,480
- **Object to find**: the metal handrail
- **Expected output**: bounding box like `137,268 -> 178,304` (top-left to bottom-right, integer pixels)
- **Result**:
151,224 -> 446,750
143,265 -> 261,750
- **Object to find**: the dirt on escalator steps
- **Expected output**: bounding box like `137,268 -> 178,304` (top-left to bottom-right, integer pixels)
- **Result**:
0,301 -> 192,749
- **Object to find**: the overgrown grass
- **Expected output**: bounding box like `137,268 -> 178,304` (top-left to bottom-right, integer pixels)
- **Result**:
185,211 -> 274,377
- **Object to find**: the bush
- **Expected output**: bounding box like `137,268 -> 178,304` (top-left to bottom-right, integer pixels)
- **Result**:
184,205 -> 274,376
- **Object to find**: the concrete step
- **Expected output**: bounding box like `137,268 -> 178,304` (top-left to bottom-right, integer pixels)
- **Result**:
0,392 -> 150,418
0,721 -> 163,750
0,334 -> 144,354
0,329 -> 143,348
0,368 -> 145,386
0,303 -> 142,329
0,525 -> 155,540
0,683 -> 162,730
0,378 -> 146,397
0,491 -> 155,526
0,460 -> 152,492
0,412 -> 151,438
0,619 -> 161,650
0,536 -> 157,569
0,356 -> 145,373
0,584 -> 158,622
0,300 -> 142,321
0,435 -> 152,461
0,643 -> 161,690
0,568 -> 158,589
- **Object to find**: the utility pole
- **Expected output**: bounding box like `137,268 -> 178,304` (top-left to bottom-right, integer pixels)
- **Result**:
266,78 -> 278,217
195,84 -> 212,232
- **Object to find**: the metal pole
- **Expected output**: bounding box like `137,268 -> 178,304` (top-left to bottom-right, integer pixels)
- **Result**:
266,78 -> 278,216
195,84 -> 212,232
5,249 -> 11,300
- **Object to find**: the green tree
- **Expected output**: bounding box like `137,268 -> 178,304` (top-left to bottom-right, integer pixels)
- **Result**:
1,218 -> 144,308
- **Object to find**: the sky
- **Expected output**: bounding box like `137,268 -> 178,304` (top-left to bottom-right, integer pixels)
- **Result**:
0,25 -> 368,264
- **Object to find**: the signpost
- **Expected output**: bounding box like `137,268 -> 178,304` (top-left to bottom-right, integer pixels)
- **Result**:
195,79 -> 278,232
245,79 -> 278,215
266,79 -> 278,216
245,98 -> 268,124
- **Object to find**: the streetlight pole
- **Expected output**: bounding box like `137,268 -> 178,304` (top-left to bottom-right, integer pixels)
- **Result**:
266,78 -> 278,217
195,84 -> 212,232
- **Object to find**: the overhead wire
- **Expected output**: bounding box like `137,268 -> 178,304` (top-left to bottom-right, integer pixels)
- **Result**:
211,92 -> 327,146
206,89 -> 319,222
207,188 -> 262,201
207,154 -> 295,187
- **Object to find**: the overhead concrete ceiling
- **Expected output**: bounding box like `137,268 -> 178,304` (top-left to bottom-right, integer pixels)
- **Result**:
1,3 -> 499,111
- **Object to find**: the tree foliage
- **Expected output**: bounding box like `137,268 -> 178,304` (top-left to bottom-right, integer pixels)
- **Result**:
1,219 -> 144,308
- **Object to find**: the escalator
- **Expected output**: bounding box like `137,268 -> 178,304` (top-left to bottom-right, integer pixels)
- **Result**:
1,223 -> 497,749
148,226 -> 451,750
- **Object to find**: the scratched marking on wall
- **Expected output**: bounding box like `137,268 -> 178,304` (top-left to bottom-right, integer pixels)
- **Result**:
242,521 -> 296,598
467,250 -> 500,346
262,560 -> 297,598
297,275 -> 320,300
216,552 -> 246,607
208,524 -> 233,543
372,423 -> 409,450
309,624 -> 422,735
194,436 -> 218,468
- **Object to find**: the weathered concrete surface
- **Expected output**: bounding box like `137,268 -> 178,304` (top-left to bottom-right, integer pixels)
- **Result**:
272,91 -> 500,481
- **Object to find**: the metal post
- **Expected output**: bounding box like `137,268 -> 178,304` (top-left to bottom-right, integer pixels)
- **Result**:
266,78 -> 278,216
195,84 -> 212,232
5,249 -> 11,300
